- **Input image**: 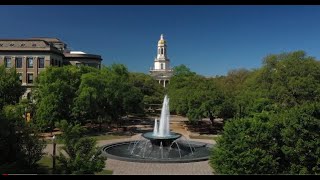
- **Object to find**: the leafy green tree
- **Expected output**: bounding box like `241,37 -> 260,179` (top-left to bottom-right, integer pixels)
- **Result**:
0,103 -> 46,173
0,65 -> 25,109
168,65 -> 199,116
172,64 -> 196,76
73,64 -> 144,129
247,51 -> 320,109
72,71 -> 108,128
275,103 -> 320,174
102,64 -> 143,124
56,120 -> 106,174
210,103 -> 320,174
129,72 -> 164,107
210,115 -> 280,174
34,66 -> 98,130
169,65 -> 228,124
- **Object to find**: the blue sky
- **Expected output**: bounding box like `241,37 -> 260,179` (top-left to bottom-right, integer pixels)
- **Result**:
1,5 -> 320,76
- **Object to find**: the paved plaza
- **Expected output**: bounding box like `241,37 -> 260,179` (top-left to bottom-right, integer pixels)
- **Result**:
44,116 -> 216,175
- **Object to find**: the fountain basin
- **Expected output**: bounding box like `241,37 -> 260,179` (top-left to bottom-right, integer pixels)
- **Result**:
101,140 -> 213,163
142,132 -> 182,146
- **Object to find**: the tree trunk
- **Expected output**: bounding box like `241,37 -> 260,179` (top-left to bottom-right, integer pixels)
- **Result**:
209,111 -> 214,126
99,119 -> 102,132
51,121 -> 54,136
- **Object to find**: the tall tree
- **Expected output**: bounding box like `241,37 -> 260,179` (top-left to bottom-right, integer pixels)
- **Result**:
0,103 -> 46,173
56,120 -> 105,174
210,114 -> 280,174
34,66 -> 98,130
0,65 -> 25,109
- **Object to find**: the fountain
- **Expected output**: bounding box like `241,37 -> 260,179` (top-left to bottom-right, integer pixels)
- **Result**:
101,95 -> 213,163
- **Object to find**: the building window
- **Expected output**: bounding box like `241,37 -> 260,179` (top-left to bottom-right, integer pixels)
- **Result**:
38,57 -> 44,68
17,73 -> 22,83
161,63 -> 164,69
161,48 -> 163,55
15,57 -> 22,68
27,57 -> 33,68
58,61 -> 61,67
50,59 -> 53,66
55,60 -> 58,66
27,73 -> 33,84
4,57 -> 11,68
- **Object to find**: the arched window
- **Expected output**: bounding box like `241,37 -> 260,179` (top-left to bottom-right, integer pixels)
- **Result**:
161,48 -> 163,55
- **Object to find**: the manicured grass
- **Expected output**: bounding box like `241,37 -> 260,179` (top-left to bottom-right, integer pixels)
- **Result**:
95,169 -> 113,175
37,156 -> 52,168
44,139 -> 63,144
37,156 -> 113,175
45,134 -> 130,144
189,135 -> 219,141
87,134 -> 131,141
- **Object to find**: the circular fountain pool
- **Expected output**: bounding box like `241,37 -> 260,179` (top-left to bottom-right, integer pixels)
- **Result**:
101,95 -> 213,163
101,135 -> 213,163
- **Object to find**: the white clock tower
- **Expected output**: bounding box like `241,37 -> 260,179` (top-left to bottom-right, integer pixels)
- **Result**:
150,34 -> 173,87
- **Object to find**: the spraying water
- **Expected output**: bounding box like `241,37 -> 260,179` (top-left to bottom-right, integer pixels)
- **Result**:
157,95 -> 170,137
153,118 -> 158,136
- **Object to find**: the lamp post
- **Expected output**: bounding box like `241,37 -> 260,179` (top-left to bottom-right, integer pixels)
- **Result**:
52,135 -> 56,174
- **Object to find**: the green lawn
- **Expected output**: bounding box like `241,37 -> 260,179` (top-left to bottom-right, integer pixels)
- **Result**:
87,134 -> 131,141
37,156 -> 52,167
45,134 -> 130,144
95,169 -> 113,175
37,156 -> 113,175
189,135 -> 219,141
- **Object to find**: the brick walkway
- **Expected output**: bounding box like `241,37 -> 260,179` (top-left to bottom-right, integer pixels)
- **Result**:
106,159 -> 213,175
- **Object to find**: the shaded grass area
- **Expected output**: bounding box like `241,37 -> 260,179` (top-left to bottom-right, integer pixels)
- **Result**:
189,135 -> 219,141
86,134 -> 131,141
45,134 -> 131,144
95,169 -> 113,175
186,120 -> 224,135
37,156 -> 113,175
0,157 -> 52,174
190,135 -> 214,140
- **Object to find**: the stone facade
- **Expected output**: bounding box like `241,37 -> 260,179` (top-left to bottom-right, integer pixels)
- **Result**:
0,37 -> 102,99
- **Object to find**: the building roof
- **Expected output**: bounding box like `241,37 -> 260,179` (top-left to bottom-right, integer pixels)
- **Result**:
63,52 -> 102,60
70,51 -> 86,54
29,37 -> 62,43
0,39 -> 62,54
0,37 -> 102,60
158,34 -> 166,45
